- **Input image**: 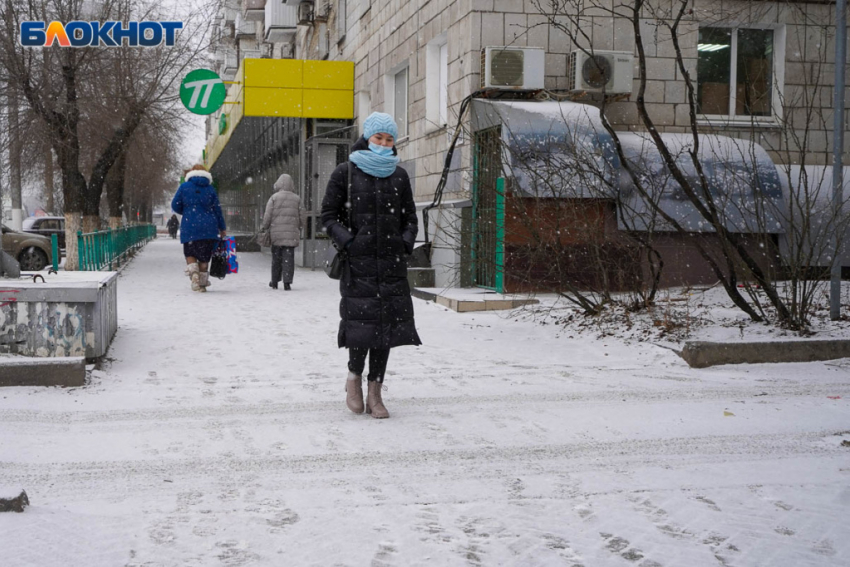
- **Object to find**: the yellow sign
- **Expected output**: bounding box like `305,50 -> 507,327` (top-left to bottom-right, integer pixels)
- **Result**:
241,59 -> 354,118
205,58 -> 355,167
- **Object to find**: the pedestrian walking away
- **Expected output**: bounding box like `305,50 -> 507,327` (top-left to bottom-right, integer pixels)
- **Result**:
171,165 -> 227,293
321,112 -> 422,419
261,173 -> 304,291
167,214 -> 179,239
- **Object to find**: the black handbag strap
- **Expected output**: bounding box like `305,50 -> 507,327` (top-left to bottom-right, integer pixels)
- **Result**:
345,161 -> 352,229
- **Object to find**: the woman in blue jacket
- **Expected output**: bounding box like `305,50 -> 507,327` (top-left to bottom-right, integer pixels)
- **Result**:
171,165 -> 227,292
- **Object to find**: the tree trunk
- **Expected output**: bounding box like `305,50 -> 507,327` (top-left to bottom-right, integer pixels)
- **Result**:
106,150 -> 126,226
86,107 -> 144,227
55,142 -> 86,271
64,212 -> 81,272
9,89 -> 23,230
44,144 -> 55,214
82,215 -> 100,234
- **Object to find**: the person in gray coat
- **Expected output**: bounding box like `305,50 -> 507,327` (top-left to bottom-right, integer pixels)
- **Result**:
261,174 -> 304,290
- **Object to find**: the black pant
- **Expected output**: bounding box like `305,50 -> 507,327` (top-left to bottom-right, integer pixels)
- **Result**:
348,348 -> 391,383
271,245 -> 295,284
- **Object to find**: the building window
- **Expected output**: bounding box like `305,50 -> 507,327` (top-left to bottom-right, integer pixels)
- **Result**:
426,35 -> 449,130
697,27 -> 776,118
389,67 -> 408,139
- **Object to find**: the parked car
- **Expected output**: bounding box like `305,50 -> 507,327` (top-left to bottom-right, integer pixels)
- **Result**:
1,225 -> 54,271
22,216 -> 65,249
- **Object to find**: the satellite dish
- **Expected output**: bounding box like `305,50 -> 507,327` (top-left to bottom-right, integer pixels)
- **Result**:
582,55 -> 612,89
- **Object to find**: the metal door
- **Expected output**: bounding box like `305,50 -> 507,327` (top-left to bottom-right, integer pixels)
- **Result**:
303,137 -> 351,268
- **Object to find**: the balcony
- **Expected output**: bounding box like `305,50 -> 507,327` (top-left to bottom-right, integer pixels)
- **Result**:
266,1 -> 297,43
243,0 -> 265,22
234,13 -> 257,39
221,1 -> 239,25
222,51 -> 239,81
241,49 -> 263,62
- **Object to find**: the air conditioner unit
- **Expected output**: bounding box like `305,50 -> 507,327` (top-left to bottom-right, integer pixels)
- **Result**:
480,46 -> 544,90
314,2 -> 330,22
297,1 -> 314,25
568,50 -> 633,94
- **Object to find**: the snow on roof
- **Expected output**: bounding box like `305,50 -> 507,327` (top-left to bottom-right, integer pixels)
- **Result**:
471,99 -> 617,199
776,164 -> 850,266
613,131 -> 783,234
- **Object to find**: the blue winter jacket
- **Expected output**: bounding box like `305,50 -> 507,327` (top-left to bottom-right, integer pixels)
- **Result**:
171,171 -> 226,244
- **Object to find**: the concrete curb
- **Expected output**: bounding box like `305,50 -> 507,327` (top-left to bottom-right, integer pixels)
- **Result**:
411,288 -> 438,302
680,340 -> 850,368
411,288 -> 539,312
0,357 -> 87,387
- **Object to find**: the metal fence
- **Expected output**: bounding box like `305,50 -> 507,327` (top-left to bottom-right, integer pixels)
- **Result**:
77,224 -> 157,271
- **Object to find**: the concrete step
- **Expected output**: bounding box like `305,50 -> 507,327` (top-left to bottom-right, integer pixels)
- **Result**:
0,357 -> 87,387
408,268 -> 435,288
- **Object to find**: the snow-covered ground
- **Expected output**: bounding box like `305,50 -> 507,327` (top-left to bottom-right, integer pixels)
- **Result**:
1,238 -> 849,566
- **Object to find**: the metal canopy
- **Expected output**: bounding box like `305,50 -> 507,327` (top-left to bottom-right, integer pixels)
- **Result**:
471,99 -> 784,234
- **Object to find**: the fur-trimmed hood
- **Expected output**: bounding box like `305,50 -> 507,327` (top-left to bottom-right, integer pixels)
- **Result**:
185,170 -> 213,185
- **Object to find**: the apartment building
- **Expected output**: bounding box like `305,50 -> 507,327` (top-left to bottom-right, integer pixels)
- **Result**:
206,1 -> 849,289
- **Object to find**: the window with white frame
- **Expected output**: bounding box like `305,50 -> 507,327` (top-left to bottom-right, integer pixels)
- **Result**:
426,35 -> 449,129
697,27 -> 779,118
385,66 -> 408,139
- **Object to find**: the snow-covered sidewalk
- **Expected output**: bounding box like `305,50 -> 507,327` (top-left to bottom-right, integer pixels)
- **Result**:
1,238 -> 849,566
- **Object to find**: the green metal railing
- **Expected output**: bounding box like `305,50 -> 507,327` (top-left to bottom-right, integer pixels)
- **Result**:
77,224 -> 157,271
51,234 -> 59,272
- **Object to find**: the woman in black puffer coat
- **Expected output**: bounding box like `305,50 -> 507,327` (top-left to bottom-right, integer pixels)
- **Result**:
321,112 -> 421,419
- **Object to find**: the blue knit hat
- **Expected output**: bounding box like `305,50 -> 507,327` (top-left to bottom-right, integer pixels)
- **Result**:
363,112 -> 398,140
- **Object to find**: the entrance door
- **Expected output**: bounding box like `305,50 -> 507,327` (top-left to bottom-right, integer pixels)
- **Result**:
303,137 -> 351,268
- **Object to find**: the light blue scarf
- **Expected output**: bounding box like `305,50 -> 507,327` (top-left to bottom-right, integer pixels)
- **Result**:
349,143 -> 399,178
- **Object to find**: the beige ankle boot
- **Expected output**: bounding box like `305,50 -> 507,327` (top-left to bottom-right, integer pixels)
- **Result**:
366,381 -> 389,419
198,271 -> 210,292
345,372 -> 364,414
187,263 -> 200,291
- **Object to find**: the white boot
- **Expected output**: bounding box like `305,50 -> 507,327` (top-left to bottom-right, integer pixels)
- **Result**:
187,263 -> 200,291
199,271 -> 210,292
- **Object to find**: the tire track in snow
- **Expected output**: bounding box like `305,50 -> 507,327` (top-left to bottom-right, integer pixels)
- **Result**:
0,383 -> 848,425
0,430 -> 842,488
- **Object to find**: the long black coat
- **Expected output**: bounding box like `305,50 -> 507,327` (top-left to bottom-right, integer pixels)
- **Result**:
320,137 -> 422,350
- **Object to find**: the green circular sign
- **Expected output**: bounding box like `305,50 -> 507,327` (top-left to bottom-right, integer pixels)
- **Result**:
218,113 -> 228,135
180,69 -> 226,115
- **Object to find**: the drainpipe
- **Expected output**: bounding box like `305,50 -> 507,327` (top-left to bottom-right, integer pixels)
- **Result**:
831,0 -> 847,320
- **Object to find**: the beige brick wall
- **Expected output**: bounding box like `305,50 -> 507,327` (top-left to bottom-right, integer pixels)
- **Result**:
298,0 -> 849,197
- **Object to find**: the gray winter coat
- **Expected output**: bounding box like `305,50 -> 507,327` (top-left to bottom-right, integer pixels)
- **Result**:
262,174 -> 304,247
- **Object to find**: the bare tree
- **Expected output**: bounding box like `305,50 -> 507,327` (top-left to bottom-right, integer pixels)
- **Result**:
0,0 -> 217,269
525,0 -> 850,330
